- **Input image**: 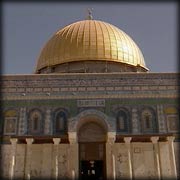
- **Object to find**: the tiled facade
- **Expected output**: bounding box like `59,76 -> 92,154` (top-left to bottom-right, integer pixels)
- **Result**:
1,73 -> 179,179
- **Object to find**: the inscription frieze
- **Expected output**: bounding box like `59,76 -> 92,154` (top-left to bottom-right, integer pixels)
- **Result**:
2,74 -> 179,100
2,74 -> 179,88
77,99 -> 105,107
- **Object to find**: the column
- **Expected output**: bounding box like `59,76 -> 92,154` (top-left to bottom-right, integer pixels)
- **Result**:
53,138 -> 61,180
157,105 -> 166,133
25,138 -> 34,180
18,107 -> 26,135
132,108 -> 139,134
106,132 -> 116,180
44,109 -> 51,135
124,137 -> 132,179
68,132 -> 78,180
10,138 -> 18,180
150,136 -> 161,179
167,136 -> 177,179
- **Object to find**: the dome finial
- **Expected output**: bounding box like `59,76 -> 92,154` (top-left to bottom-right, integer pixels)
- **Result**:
87,8 -> 93,20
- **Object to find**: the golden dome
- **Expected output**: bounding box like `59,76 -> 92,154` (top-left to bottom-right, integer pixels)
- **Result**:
35,20 -> 148,73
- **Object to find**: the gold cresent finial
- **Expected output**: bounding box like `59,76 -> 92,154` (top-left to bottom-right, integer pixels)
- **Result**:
87,8 -> 93,20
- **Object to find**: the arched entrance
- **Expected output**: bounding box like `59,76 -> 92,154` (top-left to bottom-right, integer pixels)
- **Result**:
78,117 -> 107,180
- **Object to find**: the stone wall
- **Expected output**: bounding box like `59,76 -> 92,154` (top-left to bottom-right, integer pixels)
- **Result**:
111,141 -> 179,179
174,142 -> 179,179
112,143 -> 157,179
0,141 -> 179,179
1,145 -> 12,179
1,143 -> 71,180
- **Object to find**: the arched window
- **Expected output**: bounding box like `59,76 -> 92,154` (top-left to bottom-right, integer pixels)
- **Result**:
144,113 -> 151,129
29,110 -> 43,134
54,111 -> 67,134
116,110 -> 129,133
32,113 -> 39,131
141,108 -> 156,133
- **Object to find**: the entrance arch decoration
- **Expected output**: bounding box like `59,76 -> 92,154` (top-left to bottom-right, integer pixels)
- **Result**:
67,109 -> 116,180
68,109 -> 116,180
68,109 -> 115,133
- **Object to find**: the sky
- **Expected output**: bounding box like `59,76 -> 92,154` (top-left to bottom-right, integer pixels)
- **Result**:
2,2 -> 178,74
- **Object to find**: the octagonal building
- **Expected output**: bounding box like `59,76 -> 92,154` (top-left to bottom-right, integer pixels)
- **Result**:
1,17 -> 179,180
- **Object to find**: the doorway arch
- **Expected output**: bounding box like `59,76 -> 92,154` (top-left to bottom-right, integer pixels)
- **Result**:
78,122 -> 106,142
77,114 -> 107,180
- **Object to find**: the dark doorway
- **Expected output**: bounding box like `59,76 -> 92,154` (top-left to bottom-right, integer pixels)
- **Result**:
79,143 -> 106,180
80,160 -> 104,180
78,122 -> 107,180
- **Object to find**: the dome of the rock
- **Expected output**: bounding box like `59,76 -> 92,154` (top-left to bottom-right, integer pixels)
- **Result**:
35,20 -> 148,73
